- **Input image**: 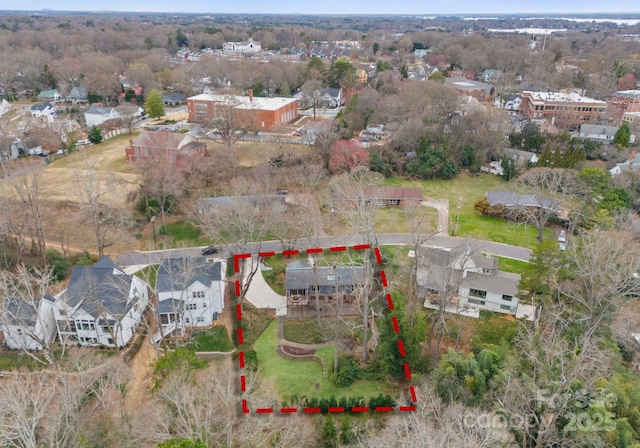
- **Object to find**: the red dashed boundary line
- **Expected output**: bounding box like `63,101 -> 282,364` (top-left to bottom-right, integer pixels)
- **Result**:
233,244 -> 418,415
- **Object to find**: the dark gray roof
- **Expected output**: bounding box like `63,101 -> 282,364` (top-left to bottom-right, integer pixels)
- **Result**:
285,261 -> 366,293
158,298 -> 184,313
31,102 -> 54,111
64,256 -> 134,318
418,247 -> 497,272
417,246 -> 499,293
69,86 -> 88,97
461,271 -> 520,296
2,297 -> 39,326
85,106 -> 114,115
579,124 -> 619,136
486,191 -> 559,211
156,257 -> 222,293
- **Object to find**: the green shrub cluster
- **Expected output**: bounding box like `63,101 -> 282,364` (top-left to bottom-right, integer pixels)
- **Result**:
333,356 -> 360,387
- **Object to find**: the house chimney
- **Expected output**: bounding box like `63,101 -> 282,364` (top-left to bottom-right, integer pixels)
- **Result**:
249,89 -> 253,102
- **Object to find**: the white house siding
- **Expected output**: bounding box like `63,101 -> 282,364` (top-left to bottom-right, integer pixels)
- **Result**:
185,280 -> 215,327
458,286 -> 519,315
3,324 -> 42,350
2,298 -> 57,351
84,110 -> 118,127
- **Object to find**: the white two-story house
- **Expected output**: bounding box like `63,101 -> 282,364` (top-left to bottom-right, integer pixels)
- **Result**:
53,257 -> 149,348
155,257 -> 225,340
1,295 -> 57,351
418,246 -> 521,316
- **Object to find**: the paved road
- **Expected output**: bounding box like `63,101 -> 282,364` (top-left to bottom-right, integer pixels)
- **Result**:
115,233 -> 532,266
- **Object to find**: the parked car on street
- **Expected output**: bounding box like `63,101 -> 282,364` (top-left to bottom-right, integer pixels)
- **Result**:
201,245 -> 219,255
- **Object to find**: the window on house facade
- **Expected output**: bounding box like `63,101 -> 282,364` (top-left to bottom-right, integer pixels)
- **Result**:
77,320 -> 95,331
469,289 -> 487,298
107,338 -> 114,345
197,317 -> 205,323
468,298 -> 486,306
502,295 -> 513,302
16,328 -> 23,335
187,303 -> 197,310
192,291 -> 205,299
59,309 -> 66,316
500,304 -> 512,311
195,102 -> 208,115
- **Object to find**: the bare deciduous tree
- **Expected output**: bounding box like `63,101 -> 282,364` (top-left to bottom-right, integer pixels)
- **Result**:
515,167 -> 579,243
13,167 -> 46,265
0,265 -> 56,364
74,160 -> 133,257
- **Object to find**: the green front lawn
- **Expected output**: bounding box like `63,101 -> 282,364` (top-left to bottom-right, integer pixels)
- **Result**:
496,256 -> 530,274
158,220 -> 210,248
254,321 -> 397,402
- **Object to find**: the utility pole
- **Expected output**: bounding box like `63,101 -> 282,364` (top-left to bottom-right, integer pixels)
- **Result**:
151,216 -> 157,250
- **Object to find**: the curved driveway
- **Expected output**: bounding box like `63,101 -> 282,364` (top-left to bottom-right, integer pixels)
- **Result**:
115,233 -> 531,266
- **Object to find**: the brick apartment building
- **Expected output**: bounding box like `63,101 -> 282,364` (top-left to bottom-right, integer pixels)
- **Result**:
519,91 -> 607,131
607,90 -> 640,124
186,91 -> 298,131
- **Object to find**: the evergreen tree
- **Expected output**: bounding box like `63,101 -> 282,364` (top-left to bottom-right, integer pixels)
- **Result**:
88,125 -> 102,144
145,89 -> 165,119
614,122 -> 631,148
318,417 -> 337,448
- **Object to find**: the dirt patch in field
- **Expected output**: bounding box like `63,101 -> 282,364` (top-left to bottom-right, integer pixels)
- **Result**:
124,339 -> 159,413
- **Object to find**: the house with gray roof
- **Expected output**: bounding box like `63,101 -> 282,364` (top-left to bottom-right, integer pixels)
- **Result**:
418,246 -> 521,316
486,191 -> 559,212
610,151 -> 640,176
577,124 -> 619,144
84,105 -> 120,127
285,260 -> 366,316
53,257 -> 149,348
68,86 -> 88,104
154,257 -> 225,340
1,295 -> 56,351
30,102 -> 57,118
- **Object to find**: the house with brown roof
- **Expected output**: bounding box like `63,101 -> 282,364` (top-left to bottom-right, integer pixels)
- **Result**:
124,130 -> 207,164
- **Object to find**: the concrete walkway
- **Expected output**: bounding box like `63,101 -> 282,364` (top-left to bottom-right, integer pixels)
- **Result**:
242,257 -> 287,316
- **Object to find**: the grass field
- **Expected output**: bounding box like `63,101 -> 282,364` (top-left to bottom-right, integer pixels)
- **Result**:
385,173 -> 553,249
189,326 -> 233,352
158,220 -> 210,248
496,256 -> 530,274
254,321 -> 397,402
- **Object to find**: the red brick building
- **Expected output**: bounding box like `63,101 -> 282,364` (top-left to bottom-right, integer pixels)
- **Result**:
124,130 -> 207,163
607,90 -> 640,124
520,91 -> 607,132
186,92 -> 298,131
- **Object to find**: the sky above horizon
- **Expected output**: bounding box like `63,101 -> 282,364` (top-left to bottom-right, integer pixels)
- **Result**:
0,0 -> 639,15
